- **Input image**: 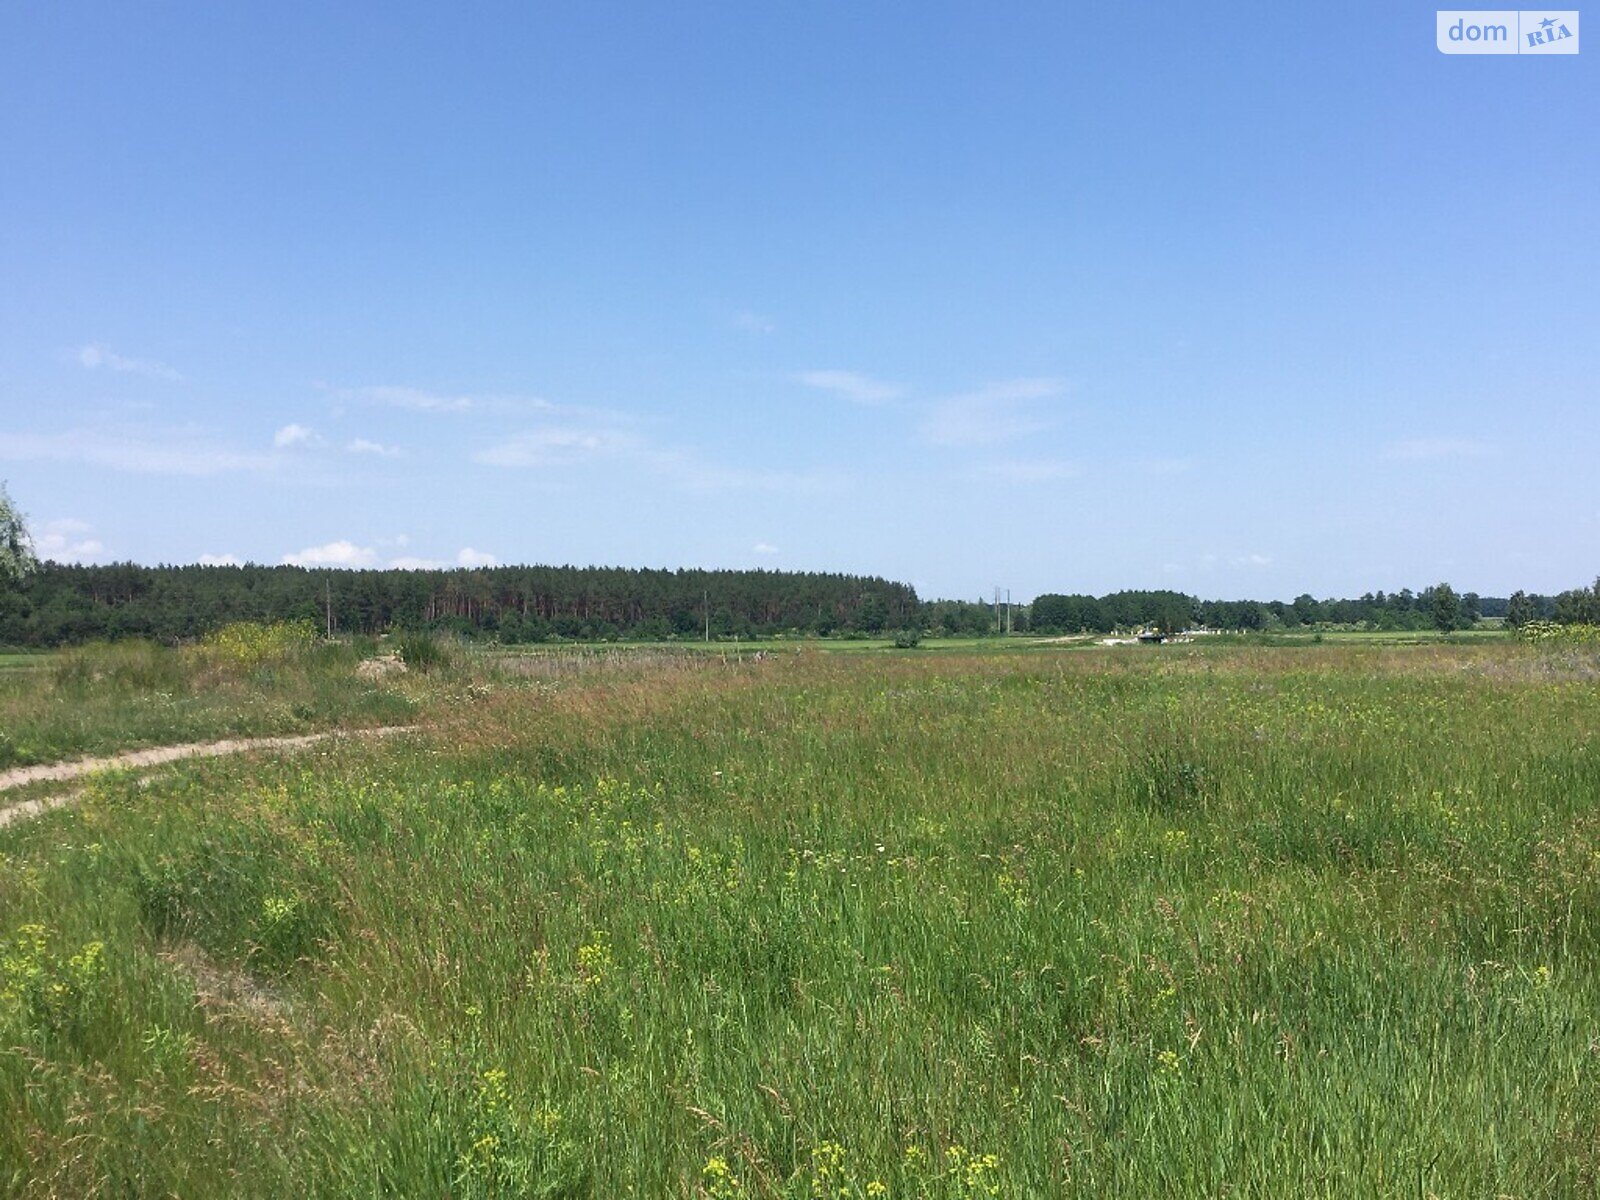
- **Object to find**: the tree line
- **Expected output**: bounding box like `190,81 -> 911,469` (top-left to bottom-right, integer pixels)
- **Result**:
1030,583 -> 1598,635
1,490 -> 1594,646
4,561 -> 1595,648
0,561 -> 924,646
1522,579 -> 1600,627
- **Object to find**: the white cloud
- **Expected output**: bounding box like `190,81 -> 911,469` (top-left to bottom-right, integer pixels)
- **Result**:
282,540 -> 378,568
75,343 -> 183,382
1382,437 -> 1491,461
474,426 -> 640,468
348,438 -> 403,458
274,423 -> 317,449
1231,553 -> 1273,567
324,383 -> 555,415
383,548 -> 497,570
289,542 -> 501,571
339,384 -> 475,413
33,518 -> 104,563
0,429 -> 275,476
478,422 -> 847,497
753,542 -> 780,555
920,378 -> 1064,447
796,369 -> 904,406
198,553 -> 244,567
732,310 -> 775,334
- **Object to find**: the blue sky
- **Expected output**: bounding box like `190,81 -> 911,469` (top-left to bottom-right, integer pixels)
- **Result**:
1,3 -> 1595,601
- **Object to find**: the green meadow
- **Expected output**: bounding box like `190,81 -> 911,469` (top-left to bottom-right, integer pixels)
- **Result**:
0,634 -> 417,770
4,641 -> 1600,1196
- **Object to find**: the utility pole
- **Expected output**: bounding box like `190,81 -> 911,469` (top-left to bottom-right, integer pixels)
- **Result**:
994,586 -> 1001,636
704,588 -> 710,644
325,578 -> 333,639
1006,588 -> 1012,635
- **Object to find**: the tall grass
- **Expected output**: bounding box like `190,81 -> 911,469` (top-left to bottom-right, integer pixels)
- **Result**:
395,630 -> 458,674
0,625 -> 414,769
3,645 -> 1600,1195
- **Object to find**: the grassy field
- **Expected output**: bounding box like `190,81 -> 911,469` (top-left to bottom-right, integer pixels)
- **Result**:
0,654 -> 51,672
496,629 -> 1513,656
0,635 -> 424,770
495,636 -> 1034,656
1262,628 -> 1507,647
3,641 -> 1599,1196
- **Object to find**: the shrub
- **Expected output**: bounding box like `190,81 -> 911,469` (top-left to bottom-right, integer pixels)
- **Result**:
1518,621 -> 1600,646
200,619 -> 318,671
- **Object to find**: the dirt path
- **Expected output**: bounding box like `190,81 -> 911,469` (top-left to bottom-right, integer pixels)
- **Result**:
0,725 -> 420,829
0,789 -> 90,829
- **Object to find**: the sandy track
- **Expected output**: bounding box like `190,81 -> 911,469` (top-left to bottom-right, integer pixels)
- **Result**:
0,725 -> 419,828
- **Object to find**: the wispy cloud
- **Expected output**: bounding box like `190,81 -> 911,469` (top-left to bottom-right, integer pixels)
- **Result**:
920,378 -> 1064,447
332,384 -> 476,413
348,438 -> 403,458
380,548 -> 500,570
1231,553 -> 1272,567
732,310 -> 775,334
1382,437 -> 1491,461
274,423 -> 317,449
476,422 -> 845,496
474,426 -> 641,468
753,541 -> 780,555
796,369 -> 905,406
323,383 -> 554,415
75,343 -> 183,382
33,518 -> 104,563
0,428 -> 275,476
456,547 -> 497,568
198,553 -> 244,567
